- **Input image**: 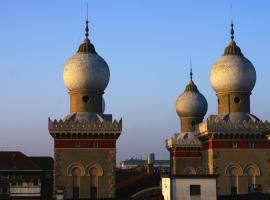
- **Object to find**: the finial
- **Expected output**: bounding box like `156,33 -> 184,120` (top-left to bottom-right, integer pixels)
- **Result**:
230,22 -> 234,41
85,2 -> 89,38
230,3 -> 234,41
189,57 -> 193,81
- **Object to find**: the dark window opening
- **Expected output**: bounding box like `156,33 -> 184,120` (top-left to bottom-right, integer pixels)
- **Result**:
190,185 -> 201,195
231,142 -> 238,148
90,141 -> 97,148
0,187 -> 8,194
231,186 -> 237,195
191,121 -> 195,127
248,142 -> 255,148
90,186 -> 97,199
73,187 -> 80,200
82,95 -> 89,103
33,180 -> 39,186
234,97 -> 240,104
73,141 -> 80,148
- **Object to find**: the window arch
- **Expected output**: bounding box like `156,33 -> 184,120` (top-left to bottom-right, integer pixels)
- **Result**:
67,163 -> 85,200
243,163 -> 260,193
225,163 -> 243,195
86,163 -> 103,199
183,167 -> 196,175
72,167 -> 82,200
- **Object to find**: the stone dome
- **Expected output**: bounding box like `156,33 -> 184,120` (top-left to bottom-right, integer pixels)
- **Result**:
210,23 -> 256,94
176,80 -> 208,118
63,22 -> 110,92
210,55 -> 256,93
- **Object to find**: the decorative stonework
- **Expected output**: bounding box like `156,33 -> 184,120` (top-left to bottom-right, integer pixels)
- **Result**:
198,117 -> 270,135
48,118 -> 122,139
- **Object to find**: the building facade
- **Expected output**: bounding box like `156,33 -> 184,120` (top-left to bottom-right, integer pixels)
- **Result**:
49,19 -> 122,199
166,22 -> 270,196
0,151 -> 53,200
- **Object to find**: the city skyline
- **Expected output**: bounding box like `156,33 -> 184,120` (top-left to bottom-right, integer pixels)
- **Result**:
0,1 -> 270,163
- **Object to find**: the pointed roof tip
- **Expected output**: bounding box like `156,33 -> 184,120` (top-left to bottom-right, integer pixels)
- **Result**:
223,21 -> 243,56
189,57 -> 193,81
184,59 -> 198,92
76,5 -> 97,54
85,19 -> 89,38
230,22 -> 234,41
85,2 -> 89,38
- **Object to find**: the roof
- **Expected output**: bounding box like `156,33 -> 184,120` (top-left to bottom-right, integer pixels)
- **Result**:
116,169 -> 161,198
161,173 -> 218,179
29,157 -> 53,171
0,151 -> 53,171
120,159 -> 169,165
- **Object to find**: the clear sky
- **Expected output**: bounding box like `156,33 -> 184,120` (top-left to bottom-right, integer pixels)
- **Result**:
0,1 -> 270,163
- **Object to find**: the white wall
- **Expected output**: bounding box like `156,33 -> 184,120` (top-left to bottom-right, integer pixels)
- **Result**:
172,178 -> 216,200
162,177 -> 171,200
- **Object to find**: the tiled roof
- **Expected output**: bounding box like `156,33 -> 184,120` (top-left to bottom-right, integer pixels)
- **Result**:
29,157 -> 53,171
0,151 -> 49,171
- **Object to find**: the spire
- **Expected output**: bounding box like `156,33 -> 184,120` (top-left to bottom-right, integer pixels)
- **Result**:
85,2 -> 89,38
230,22 -> 234,41
185,59 -> 198,92
189,57 -> 193,81
77,3 -> 97,54
223,20 -> 243,56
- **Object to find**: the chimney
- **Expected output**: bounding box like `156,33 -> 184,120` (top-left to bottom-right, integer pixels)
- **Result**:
147,153 -> 155,175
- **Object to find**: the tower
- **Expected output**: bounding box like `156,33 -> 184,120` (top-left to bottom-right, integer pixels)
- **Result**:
198,22 -> 270,195
210,23 -> 256,115
49,18 -> 122,199
167,67 -> 208,175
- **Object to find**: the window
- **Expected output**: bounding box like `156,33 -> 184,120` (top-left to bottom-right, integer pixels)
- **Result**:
90,141 -> 97,148
90,186 -> 97,199
82,95 -> 89,102
73,141 -> 80,148
231,142 -> 237,148
234,97 -> 241,104
248,142 -> 255,148
33,180 -> 39,186
73,187 -> 80,200
190,185 -> 201,195
0,187 -> 8,194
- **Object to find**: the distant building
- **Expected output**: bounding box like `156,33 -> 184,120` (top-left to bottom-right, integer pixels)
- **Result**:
0,151 -> 53,200
161,174 -> 217,200
119,154 -> 170,172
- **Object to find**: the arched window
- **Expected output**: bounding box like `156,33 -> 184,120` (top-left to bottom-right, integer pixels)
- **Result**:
183,167 -> 196,175
225,163 -> 243,195
89,167 -> 98,199
86,163 -> 103,199
247,167 -> 255,192
244,163 -> 260,193
72,167 -> 82,200
229,167 -> 238,195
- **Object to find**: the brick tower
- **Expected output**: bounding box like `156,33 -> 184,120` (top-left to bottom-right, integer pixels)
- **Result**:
49,18 -> 122,199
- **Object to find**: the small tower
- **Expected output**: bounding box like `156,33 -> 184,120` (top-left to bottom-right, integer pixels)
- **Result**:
49,18 -> 122,199
167,66 -> 208,175
210,22 -> 256,116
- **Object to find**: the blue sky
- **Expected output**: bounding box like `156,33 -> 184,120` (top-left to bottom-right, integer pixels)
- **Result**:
0,1 -> 270,163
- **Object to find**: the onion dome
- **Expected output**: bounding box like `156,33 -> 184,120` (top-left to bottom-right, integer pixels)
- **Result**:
210,23 -> 256,93
176,69 -> 208,118
63,19 -> 110,92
